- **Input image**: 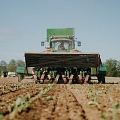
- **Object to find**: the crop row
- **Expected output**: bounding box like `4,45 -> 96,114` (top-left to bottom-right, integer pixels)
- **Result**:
68,84 -> 120,120
0,83 -> 53,120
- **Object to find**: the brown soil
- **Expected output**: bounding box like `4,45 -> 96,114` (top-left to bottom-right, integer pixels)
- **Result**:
0,77 -> 120,120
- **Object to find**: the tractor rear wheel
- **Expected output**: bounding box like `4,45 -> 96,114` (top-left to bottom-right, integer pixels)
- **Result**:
97,75 -> 105,84
101,76 -> 105,84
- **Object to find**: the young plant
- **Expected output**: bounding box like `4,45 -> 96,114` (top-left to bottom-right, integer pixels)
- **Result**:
70,84 -> 81,92
91,91 -> 99,101
0,114 -> 4,120
101,114 -> 108,120
42,96 -> 53,101
26,92 -> 31,100
39,84 -> 54,100
1,86 -> 5,94
9,95 -> 31,120
86,88 -> 92,99
108,97 -> 120,120
88,101 -> 100,109
70,84 -> 76,89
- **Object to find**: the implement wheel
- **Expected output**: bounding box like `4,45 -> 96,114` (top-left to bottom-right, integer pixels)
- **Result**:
98,75 -> 105,84
101,76 -> 105,84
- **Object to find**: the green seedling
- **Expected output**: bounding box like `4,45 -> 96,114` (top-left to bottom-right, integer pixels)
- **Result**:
91,92 -> 98,101
0,114 -> 4,120
42,96 -> 53,101
75,88 -> 81,92
8,105 -> 13,113
39,83 -> 54,97
100,88 -> 107,94
39,85 -> 54,101
15,97 -> 23,106
115,86 -> 119,92
70,84 -> 76,89
0,106 -> 2,109
101,114 -> 108,120
109,87 -> 114,92
90,90 -> 105,101
88,101 -> 100,109
39,88 -> 44,96
26,93 -> 31,100
9,95 -> 31,120
88,88 -> 92,92
1,86 -> 5,93
70,84 -> 80,92
108,97 -> 120,120
10,108 -> 18,120
86,88 -> 92,99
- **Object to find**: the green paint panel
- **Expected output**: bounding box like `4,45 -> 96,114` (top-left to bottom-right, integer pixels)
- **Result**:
16,66 -> 25,74
47,28 -> 74,42
100,66 -> 106,75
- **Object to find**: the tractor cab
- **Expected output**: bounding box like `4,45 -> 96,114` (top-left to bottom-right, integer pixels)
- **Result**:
41,28 -> 81,52
50,35 -> 74,52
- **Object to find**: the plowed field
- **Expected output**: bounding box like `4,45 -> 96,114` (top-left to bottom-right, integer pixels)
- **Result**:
0,77 -> 120,120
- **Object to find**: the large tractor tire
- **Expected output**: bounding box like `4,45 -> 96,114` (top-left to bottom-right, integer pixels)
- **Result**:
101,76 -> 105,84
97,75 -> 105,84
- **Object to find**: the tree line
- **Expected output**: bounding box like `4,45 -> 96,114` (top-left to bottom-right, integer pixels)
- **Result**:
0,58 -> 120,77
0,59 -> 25,74
103,59 -> 120,77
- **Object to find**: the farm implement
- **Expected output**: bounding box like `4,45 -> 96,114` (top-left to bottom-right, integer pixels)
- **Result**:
24,28 -> 106,84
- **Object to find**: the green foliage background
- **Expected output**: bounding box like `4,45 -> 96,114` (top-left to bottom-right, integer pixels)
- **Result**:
0,59 -> 25,74
103,59 -> 120,77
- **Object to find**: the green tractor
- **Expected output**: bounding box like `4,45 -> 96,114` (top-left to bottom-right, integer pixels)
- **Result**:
24,28 -> 106,84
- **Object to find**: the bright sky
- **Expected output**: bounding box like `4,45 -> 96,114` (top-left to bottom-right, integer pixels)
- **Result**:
0,0 -> 120,63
